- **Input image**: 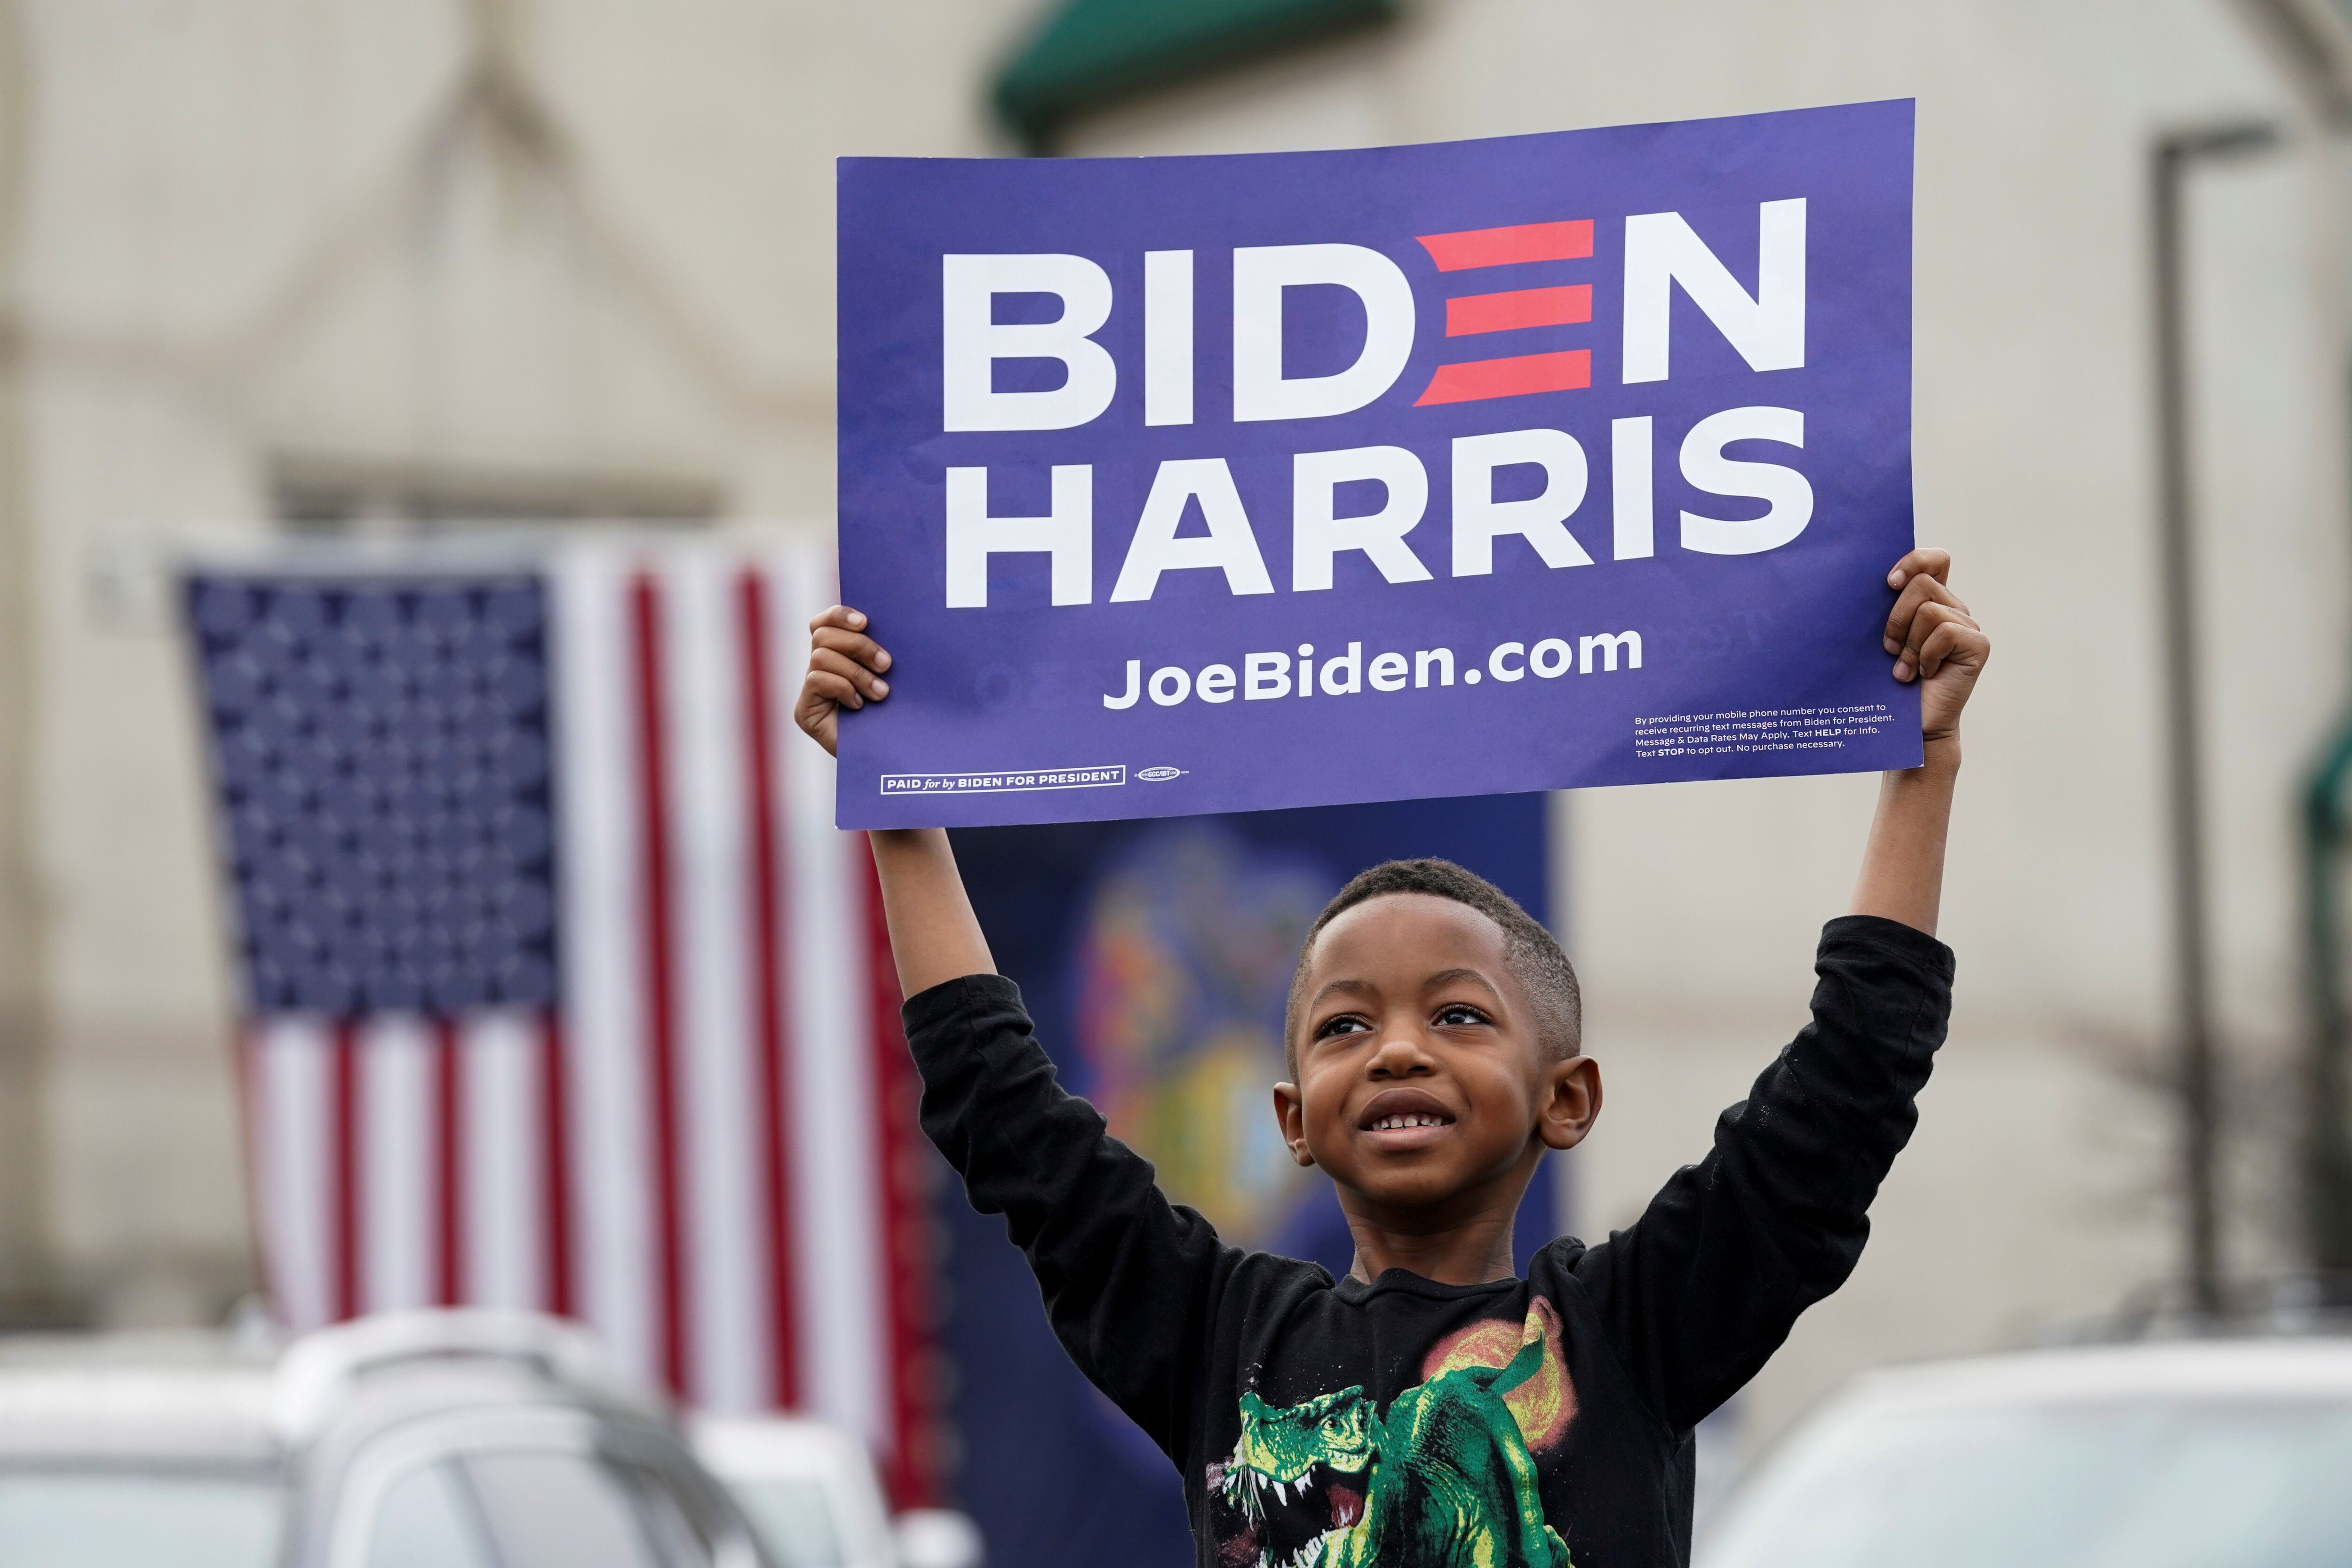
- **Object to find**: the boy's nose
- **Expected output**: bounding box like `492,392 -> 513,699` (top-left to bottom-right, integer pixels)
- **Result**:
1367,1030 -> 1433,1075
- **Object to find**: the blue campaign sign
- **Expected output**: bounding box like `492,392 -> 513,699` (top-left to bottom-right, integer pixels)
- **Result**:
835,100 -> 1919,828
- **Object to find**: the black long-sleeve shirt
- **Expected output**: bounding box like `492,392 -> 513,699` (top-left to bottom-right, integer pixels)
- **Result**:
905,915 -> 1954,1568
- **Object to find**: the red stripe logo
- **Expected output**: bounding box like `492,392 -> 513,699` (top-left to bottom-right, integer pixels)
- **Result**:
1418,219 -> 1593,271
1414,220 -> 1595,406
1417,350 -> 1591,406
1446,284 -> 1590,337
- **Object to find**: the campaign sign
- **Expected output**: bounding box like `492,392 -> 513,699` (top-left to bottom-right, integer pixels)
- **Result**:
835,99 -> 1918,828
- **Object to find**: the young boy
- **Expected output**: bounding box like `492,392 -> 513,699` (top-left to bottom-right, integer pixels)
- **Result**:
795,549 -> 1986,1568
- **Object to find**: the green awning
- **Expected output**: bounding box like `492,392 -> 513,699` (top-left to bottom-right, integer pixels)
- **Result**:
994,0 -> 1400,152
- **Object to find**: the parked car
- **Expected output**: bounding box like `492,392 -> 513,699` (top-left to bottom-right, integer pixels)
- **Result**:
0,1309 -> 766,1568
691,1417 -> 983,1568
689,1417 -> 892,1568
1697,1334 -> 2352,1568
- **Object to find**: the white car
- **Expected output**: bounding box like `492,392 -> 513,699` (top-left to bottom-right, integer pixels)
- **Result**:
690,1417 -> 982,1568
1698,1335 -> 2352,1568
0,1310 -> 764,1568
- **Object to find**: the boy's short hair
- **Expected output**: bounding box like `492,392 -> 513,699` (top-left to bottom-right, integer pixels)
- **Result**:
1282,858 -> 1583,1074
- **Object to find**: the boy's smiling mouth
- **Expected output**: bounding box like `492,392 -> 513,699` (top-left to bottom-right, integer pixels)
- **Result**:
1355,1087 -> 1459,1149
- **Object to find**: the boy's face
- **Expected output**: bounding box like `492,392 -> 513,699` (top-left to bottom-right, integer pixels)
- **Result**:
1274,893 -> 1598,1220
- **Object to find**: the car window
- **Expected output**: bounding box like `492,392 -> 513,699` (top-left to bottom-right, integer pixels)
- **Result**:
1700,1396 -> 2352,1568
365,1460 -> 498,1568
0,1471 -> 285,1568
620,1460 -> 724,1568
725,1477 -> 843,1568
460,1449 -> 711,1568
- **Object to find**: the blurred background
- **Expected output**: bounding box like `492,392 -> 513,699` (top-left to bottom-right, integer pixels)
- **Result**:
7,0 -> 2352,1562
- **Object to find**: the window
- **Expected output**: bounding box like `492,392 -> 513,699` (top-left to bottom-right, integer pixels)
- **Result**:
0,1471 -> 286,1568
725,1477 -> 845,1568
365,1461 -> 498,1568
1701,1396 -> 2352,1568
460,1449 -> 710,1568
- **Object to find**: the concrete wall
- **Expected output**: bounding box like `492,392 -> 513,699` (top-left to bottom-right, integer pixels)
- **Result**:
0,0 -> 47,1314
0,0 -> 1034,1322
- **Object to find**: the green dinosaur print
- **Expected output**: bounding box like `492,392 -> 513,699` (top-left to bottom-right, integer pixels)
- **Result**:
1213,1327 -> 1572,1568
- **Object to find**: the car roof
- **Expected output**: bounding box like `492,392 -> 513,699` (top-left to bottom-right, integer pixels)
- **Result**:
690,1414 -> 875,1477
1829,1335 -> 2352,1417
0,1333 -> 280,1464
0,1312 -> 669,1467
274,1309 -> 661,1442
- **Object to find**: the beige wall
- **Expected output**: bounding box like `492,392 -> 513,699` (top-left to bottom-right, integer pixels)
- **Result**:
0,0 -> 46,1312
0,0 -> 1035,1321
4,0 -> 2347,1471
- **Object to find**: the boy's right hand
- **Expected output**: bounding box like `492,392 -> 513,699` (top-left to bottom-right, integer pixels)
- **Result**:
794,605 -> 892,757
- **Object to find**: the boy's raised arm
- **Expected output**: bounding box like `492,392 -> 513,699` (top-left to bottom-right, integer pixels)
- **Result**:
868,828 -> 996,995
1572,547 -> 1986,1433
793,604 -> 995,994
793,603 -> 1235,1465
1847,547 -> 1988,935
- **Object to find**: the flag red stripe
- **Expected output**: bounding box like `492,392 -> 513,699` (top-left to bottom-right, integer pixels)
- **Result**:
1417,219 -> 1593,271
865,851 -> 936,1505
434,1018 -> 464,1307
331,1020 -> 361,1321
1445,284 -> 1591,336
630,571 -> 691,1395
1414,350 -> 1591,406
540,1011 -> 575,1318
738,568 -> 802,1409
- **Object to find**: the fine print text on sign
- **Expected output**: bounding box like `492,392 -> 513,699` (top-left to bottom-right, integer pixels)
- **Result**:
835,99 -> 1919,828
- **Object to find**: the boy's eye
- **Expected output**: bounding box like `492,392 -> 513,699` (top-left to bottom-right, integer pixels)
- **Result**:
1314,1014 -> 1370,1039
1434,1003 -> 1491,1027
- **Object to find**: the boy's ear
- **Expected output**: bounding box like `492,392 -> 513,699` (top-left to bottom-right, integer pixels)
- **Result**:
1537,1056 -> 1601,1152
1272,1083 -> 1315,1167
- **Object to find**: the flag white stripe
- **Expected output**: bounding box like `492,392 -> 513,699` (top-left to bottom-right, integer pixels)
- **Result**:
743,557 -> 801,1409
555,545 -> 659,1385
752,553 -> 810,1408
668,550 -> 769,1413
257,1019 -> 334,1332
463,1011 -> 543,1311
359,1017 -> 434,1313
776,545 -> 890,1448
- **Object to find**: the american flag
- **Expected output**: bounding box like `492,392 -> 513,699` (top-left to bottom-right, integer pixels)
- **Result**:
183,539 -> 944,1504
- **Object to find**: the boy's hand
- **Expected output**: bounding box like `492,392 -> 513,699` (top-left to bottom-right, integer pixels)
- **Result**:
1883,548 -> 1988,750
794,605 -> 891,757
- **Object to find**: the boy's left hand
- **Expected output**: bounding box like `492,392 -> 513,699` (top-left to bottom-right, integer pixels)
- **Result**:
1883,548 -> 1988,749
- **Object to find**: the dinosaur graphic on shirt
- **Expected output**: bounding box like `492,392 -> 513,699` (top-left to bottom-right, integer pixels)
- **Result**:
1209,1306 -> 1573,1568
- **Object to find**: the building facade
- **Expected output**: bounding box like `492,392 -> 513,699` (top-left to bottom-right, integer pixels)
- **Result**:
2,0 -> 2349,1472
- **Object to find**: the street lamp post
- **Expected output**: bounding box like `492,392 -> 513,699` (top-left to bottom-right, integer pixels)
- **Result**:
2149,121 -> 2278,1318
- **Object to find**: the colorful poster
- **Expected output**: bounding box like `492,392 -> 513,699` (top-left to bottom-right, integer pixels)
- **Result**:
836,100 -> 1917,828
